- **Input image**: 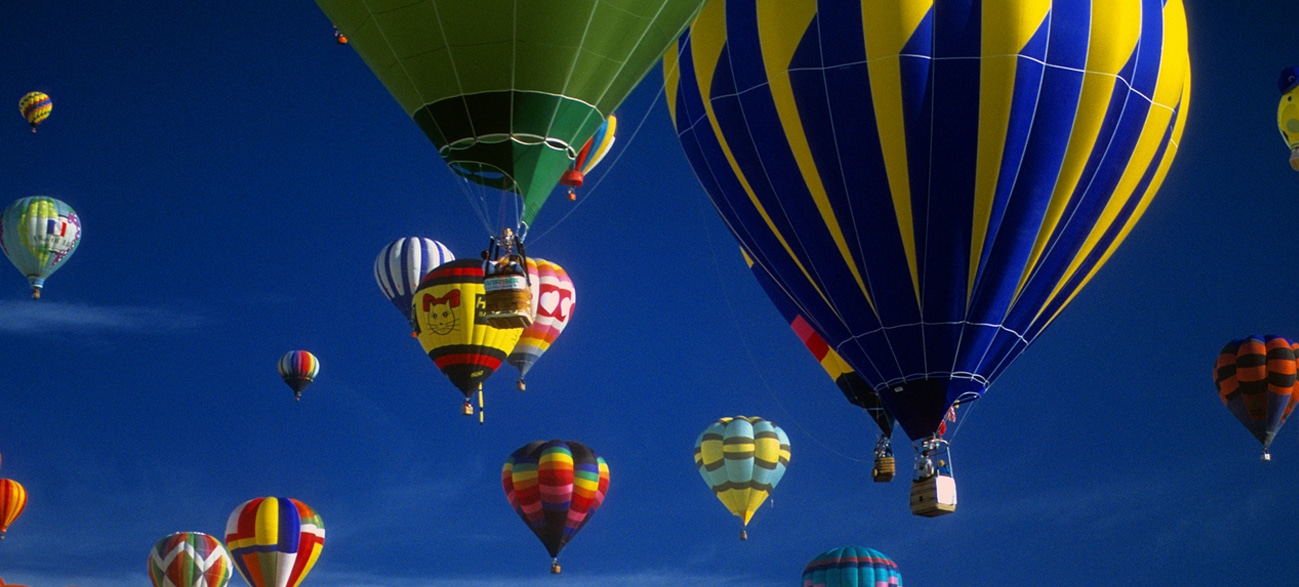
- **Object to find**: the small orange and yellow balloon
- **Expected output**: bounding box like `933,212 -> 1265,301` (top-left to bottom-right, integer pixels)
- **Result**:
0,478 -> 27,539
18,92 -> 51,132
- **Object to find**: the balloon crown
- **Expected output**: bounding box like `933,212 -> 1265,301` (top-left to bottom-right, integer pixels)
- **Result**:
1279,66 -> 1299,94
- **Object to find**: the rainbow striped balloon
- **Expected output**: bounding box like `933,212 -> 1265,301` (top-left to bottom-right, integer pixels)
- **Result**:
802,546 -> 902,587
507,258 -> 576,388
277,350 -> 320,401
502,440 -> 609,570
225,497 -> 324,587
147,531 -> 233,587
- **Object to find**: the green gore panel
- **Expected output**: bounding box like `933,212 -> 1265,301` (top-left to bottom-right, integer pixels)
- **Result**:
317,0 -> 708,224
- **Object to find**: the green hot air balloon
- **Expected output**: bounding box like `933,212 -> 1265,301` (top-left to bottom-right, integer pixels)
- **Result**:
0,196 -> 82,299
316,0 -> 708,230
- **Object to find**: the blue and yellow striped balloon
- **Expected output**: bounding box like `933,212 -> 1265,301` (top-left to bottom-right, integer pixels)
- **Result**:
693,416 -> 790,539
668,0 -> 1190,440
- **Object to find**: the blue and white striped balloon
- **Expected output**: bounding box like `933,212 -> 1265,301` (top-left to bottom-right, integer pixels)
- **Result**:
374,237 -> 454,322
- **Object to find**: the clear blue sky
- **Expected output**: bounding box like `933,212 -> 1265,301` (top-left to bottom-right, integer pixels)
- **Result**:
1,1 -> 1298,586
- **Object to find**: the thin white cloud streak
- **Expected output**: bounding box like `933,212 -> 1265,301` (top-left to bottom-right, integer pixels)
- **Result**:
0,300 -> 203,333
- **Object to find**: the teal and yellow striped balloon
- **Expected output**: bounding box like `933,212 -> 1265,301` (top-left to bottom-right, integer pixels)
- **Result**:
693,416 -> 790,539
669,0 -> 1190,441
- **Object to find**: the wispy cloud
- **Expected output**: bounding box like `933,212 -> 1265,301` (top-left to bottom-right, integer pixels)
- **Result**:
0,300 -> 203,333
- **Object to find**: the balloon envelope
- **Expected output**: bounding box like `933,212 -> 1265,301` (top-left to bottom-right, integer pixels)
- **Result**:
802,546 -> 902,587
668,0 -> 1190,440
413,258 -> 522,397
278,350 -> 320,399
507,258 -> 576,385
148,531 -> 233,587
0,196 -> 81,298
694,416 -> 790,530
502,440 -> 609,562
18,92 -> 50,130
225,497 -> 324,587
316,0 -> 708,225
374,237 -> 454,324
1214,335 -> 1299,452
0,478 -> 27,537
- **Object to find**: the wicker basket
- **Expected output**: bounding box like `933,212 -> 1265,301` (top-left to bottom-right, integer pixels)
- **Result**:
909,475 -> 957,517
483,274 -> 533,329
871,456 -> 895,483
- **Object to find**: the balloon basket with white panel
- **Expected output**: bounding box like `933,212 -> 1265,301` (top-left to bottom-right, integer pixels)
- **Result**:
910,437 -> 957,517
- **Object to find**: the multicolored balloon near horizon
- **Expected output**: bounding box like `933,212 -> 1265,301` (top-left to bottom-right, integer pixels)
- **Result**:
225,497 -> 324,587
668,0 -> 1190,443
315,0 -> 706,230
18,92 -> 50,132
412,258 -> 522,420
0,196 -> 81,299
278,350 -> 320,401
147,531 -> 233,587
802,546 -> 903,587
374,237 -> 455,329
507,258 -> 575,390
0,478 -> 27,539
1214,335 -> 1299,461
502,439 -> 609,574
694,416 -> 790,540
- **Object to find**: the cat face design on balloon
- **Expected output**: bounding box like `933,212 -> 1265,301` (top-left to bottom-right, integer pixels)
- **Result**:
421,289 -> 462,335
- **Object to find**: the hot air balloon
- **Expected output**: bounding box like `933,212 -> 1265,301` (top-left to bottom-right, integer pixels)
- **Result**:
374,237 -> 455,332
278,351 -> 320,401
0,478 -> 27,538
225,497 -> 324,587
694,416 -> 790,540
1278,67 -> 1299,171
315,0 -> 707,235
669,0 -> 1190,511
507,258 -> 576,390
18,92 -> 50,132
744,249 -> 897,481
0,196 -> 81,299
412,258 -> 523,421
1214,335 -> 1299,461
802,546 -> 903,587
148,531 -> 233,587
502,440 -> 609,574
559,115 -> 618,200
